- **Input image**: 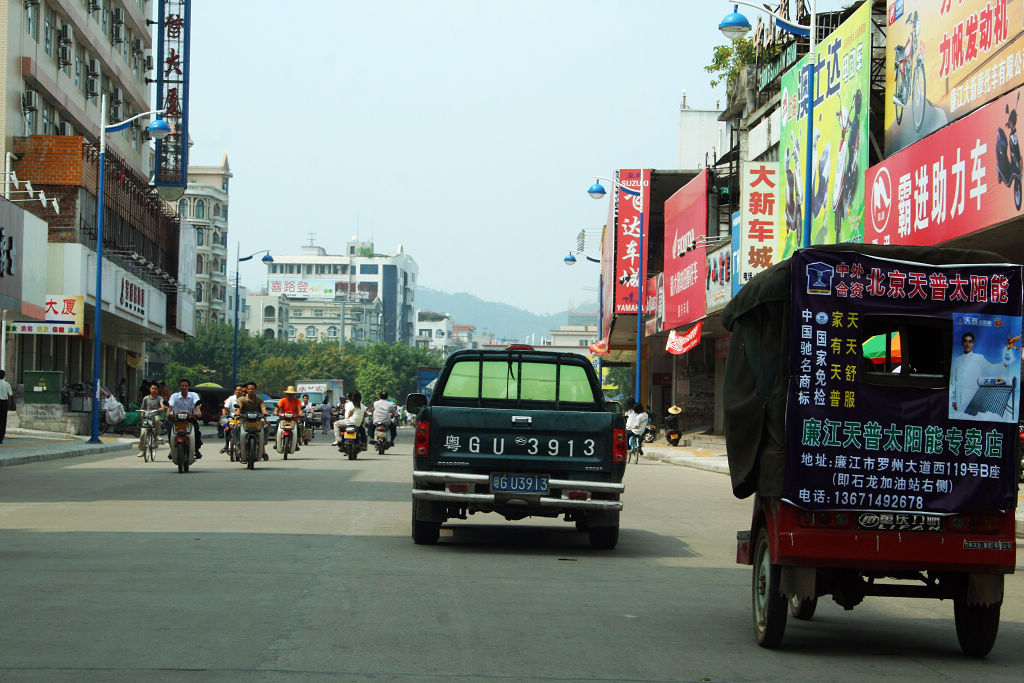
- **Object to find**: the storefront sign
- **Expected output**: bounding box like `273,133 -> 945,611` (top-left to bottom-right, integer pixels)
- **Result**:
154,0 -> 191,189
644,273 -> 664,336
739,162 -> 779,287
884,0 -> 1024,157
613,169 -> 650,315
759,42 -> 799,92
705,243 -> 732,312
778,1 -> 872,259
116,275 -> 146,318
784,248 -> 1022,513
663,170 -> 708,331
8,294 -> 85,335
867,81 -> 1024,246
268,278 -> 336,300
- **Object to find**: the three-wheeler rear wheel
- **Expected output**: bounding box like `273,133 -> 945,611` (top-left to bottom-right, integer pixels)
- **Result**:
954,596 -> 1001,658
752,527 -> 787,648
789,594 -> 817,620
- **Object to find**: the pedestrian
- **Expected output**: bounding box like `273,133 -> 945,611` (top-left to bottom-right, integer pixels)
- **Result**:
320,398 -> 332,434
157,380 -> 171,401
117,378 -> 127,406
0,369 -> 13,444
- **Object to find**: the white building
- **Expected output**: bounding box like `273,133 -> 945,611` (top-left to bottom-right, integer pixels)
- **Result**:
265,239 -> 417,344
415,312 -> 453,352
176,155 -> 231,328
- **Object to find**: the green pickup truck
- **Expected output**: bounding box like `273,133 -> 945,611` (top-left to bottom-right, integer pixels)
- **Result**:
406,345 -> 628,549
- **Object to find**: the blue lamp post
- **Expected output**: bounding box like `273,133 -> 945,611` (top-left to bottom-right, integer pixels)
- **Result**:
587,171 -> 645,405
720,1 -> 817,248
233,245 -> 273,388
89,94 -> 170,444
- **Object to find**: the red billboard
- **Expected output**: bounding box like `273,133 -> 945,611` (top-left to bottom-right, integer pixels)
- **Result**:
866,81 -> 1024,246
663,170 -> 709,331
613,169 -> 650,314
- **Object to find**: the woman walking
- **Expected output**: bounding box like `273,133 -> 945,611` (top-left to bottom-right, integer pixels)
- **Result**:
320,398 -> 332,434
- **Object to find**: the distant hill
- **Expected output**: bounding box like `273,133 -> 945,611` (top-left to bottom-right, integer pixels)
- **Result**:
416,287 -> 597,343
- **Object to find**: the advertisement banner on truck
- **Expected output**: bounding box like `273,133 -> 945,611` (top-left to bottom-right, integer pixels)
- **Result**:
884,0 -> 1024,157
777,1 -> 872,259
784,248 -> 1022,513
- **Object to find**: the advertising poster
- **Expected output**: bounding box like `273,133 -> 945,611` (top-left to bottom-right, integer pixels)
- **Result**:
705,242 -> 732,313
731,211 -> 743,296
777,1 -> 872,259
643,273 -> 664,336
867,81 -> 1024,246
739,162 -> 779,287
884,0 -> 1024,157
663,170 -> 708,331
784,248 -> 1022,513
612,169 -> 650,315
268,278 -> 336,300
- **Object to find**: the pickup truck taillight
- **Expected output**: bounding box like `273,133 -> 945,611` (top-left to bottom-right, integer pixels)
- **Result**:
612,428 -> 627,463
415,418 -> 430,456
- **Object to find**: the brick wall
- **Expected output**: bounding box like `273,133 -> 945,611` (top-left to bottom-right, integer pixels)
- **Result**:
12,136 -> 90,188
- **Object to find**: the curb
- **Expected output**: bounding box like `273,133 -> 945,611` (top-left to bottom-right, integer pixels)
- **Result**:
0,434 -> 136,467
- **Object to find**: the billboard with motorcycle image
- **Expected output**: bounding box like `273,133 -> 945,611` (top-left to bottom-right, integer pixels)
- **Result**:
884,0 -> 1024,158
776,1 -> 872,261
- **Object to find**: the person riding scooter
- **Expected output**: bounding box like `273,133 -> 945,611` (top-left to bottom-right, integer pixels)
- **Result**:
219,384 -> 245,455
238,381 -> 269,460
332,390 -> 367,448
165,379 -> 204,459
275,386 -> 303,454
371,391 -> 399,445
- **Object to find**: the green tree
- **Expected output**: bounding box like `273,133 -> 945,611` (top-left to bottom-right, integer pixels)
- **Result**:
354,361 -> 397,399
605,366 -> 634,402
163,362 -> 222,387
705,37 -> 757,89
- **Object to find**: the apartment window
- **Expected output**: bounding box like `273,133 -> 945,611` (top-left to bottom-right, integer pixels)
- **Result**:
194,199 -> 205,218
178,199 -> 189,217
44,8 -> 56,57
196,283 -> 204,303
74,46 -> 84,89
220,260 -> 226,275
288,326 -> 296,338
213,204 -> 220,217
195,228 -> 204,246
360,264 -> 379,275
221,205 -> 228,220
24,109 -> 36,136
196,255 -> 204,274
328,326 -> 338,338
305,265 -> 313,275
26,3 -> 38,40
102,0 -> 110,34
213,231 -> 220,245
222,177 -> 229,192
305,326 -> 316,338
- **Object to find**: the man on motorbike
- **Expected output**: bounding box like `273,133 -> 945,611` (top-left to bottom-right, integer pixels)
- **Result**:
219,384 -> 245,454
165,379 -> 204,459
137,383 -> 166,456
371,391 -> 399,445
332,390 -> 366,446
275,386 -> 303,453
238,381 -> 269,460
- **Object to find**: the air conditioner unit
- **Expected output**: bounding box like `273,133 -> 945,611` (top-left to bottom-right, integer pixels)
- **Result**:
109,103 -> 122,121
22,90 -> 39,112
132,38 -> 142,54
24,0 -> 40,7
111,24 -> 123,44
88,0 -> 99,13
58,44 -> 72,67
59,121 -> 73,136
112,7 -> 124,24
88,58 -> 100,77
111,87 -> 122,104
86,78 -> 99,98
58,23 -> 72,44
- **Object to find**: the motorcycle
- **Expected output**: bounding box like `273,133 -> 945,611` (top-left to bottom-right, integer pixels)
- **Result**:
830,90 -> 864,243
892,9 -> 926,131
138,409 -> 161,462
170,412 -> 197,473
996,94 -> 1022,210
277,411 -> 298,460
642,420 -> 658,444
374,422 -> 392,455
338,424 -> 366,460
240,412 -> 264,470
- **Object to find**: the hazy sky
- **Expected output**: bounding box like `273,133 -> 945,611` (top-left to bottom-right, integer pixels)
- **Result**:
186,0 -> 849,315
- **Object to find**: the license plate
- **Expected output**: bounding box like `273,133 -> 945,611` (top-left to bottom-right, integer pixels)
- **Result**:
344,432 -> 357,439
490,472 -> 549,495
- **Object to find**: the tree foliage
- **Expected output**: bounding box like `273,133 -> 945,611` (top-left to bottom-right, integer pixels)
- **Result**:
152,323 -> 445,399
705,37 -> 757,89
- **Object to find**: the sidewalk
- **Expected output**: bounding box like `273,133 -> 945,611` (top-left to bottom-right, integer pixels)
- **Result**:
0,427 -> 135,467
638,433 -> 1024,538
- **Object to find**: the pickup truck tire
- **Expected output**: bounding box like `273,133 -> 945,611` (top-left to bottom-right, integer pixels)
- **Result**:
412,500 -> 442,545
588,524 -> 619,549
954,597 -> 1001,657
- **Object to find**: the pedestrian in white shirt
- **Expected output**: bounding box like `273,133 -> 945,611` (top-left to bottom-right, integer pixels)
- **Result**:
0,369 -> 13,444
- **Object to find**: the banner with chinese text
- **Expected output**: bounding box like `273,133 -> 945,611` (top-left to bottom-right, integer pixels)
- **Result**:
613,169 -> 650,314
884,0 -> 1024,157
777,1 -> 872,259
6,295 -> 84,335
784,249 -> 1021,513
739,161 -> 779,287
154,0 -> 190,189
663,170 -> 708,331
268,278 -> 337,300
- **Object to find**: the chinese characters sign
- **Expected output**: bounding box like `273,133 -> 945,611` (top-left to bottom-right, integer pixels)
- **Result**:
6,295 -> 84,336
785,249 -> 1022,513
777,1 -> 872,259
739,161 -> 779,286
612,169 -> 650,315
268,278 -> 337,300
884,0 -> 1024,156
866,81 -> 1024,246
154,0 -> 190,188
663,170 -> 708,331
116,275 -> 146,318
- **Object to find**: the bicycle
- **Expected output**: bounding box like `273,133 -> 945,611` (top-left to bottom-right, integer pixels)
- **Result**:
628,433 -> 644,464
138,410 -> 160,462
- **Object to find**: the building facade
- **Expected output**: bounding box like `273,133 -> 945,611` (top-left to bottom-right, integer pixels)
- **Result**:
414,312 -> 453,352
176,155 -> 230,328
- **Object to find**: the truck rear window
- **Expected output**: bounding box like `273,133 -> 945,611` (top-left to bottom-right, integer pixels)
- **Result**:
440,359 -> 596,404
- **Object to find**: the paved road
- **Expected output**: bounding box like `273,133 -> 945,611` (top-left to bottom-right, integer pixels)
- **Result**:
1,429 -> 1023,681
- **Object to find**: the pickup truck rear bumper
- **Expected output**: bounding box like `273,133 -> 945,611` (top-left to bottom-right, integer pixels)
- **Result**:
413,471 -> 624,511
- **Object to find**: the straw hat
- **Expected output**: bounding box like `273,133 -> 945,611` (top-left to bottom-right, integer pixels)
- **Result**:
667,405 -> 682,415
283,385 -> 298,395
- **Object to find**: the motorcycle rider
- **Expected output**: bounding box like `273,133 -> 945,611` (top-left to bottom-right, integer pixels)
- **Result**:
332,390 -> 367,447
275,386 -> 303,453
137,382 -> 166,456
371,391 -> 399,445
238,381 -> 269,460
165,379 -> 204,459
219,384 -> 245,454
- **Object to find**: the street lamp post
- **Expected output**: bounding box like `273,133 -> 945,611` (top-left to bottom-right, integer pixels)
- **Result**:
720,1 -> 816,248
563,246 -> 604,396
89,94 -> 170,444
233,244 -> 273,388
587,171 -> 645,405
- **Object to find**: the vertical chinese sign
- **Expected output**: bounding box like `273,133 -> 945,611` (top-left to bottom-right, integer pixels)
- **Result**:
613,169 -> 650,315
884,0 -> 1024,157
663,170 -> 708,331
154,0 -> 190,189
867,81 -> 1024,246
739,161 -> 778,287
777,1 -> 872,259
784,248 -> 1021,513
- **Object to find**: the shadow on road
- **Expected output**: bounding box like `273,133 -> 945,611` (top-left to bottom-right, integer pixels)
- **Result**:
436,523 -> 700,558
